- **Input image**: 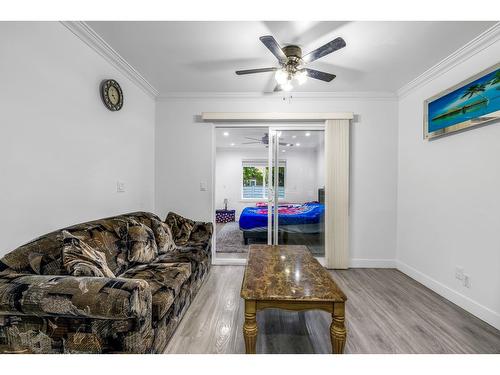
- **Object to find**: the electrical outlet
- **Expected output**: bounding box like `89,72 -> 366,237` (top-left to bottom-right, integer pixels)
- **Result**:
463,274 -> 471,288
455,266 -> 464,281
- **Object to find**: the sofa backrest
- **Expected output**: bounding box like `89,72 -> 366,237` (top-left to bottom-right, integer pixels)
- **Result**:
0,212 -> 164,276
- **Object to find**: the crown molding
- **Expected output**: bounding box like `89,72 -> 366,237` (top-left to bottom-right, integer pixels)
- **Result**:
59,21 -> 499,101
60,21 -> 159,98
156,91 -> 397,101
397,22 -> 500,99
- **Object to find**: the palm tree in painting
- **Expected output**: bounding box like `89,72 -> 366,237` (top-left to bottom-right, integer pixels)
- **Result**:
461,83 -> 486,100
487,70 -> 500,89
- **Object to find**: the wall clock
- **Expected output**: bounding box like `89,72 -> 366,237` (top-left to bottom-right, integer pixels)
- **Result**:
100,79 -> 123,111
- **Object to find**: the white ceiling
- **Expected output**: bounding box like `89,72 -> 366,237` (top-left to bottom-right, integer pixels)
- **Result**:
87,21 -> 494,94
216,128 -> 323,150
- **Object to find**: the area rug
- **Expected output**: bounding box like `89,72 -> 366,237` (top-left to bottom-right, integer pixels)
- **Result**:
215,222 -> 324,256
216,222 -> 250,253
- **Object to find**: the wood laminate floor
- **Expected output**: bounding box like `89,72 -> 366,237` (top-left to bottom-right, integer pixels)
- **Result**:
165,266 -> 500,354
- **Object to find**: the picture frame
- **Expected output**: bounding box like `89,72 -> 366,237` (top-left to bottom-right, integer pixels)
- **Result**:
424,63 -> 500,140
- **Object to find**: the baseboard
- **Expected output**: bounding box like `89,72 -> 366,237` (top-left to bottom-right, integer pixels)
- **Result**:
212,258 -> 247,266
349,258 -> 396,268
396,260 -> 500,330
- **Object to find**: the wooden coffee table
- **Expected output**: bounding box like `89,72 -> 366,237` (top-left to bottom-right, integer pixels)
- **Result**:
240,245 -> 347,354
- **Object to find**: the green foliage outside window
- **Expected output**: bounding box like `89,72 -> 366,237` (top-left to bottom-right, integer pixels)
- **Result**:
242,164 -> 285,199
265,166 -> 285,187
242,167 -> 264,186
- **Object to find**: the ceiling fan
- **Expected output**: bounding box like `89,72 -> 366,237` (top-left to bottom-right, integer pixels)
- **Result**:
242,133 -> 293,147
235,35 -> 346,92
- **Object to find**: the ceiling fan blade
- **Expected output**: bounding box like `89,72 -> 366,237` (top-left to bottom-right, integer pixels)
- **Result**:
302,37 -> 346,63
305,68 -> 336,82
242,142 -> 261,144
236,67 -> 278,75
279,142 -> 293,146
273,84 -> 283,92
259,36 -> 287,63
244,137 -> 263,141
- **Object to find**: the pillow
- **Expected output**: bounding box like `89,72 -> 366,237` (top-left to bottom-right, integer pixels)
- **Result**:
164,212 -> 195,246
140,216 -> 176,253
122,214 -> 175,254
62,231 -> 115,278
123,220 -> 158,263
154,221 -> 176,254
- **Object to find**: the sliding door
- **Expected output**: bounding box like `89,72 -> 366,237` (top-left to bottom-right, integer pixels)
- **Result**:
269,128 -> 326,257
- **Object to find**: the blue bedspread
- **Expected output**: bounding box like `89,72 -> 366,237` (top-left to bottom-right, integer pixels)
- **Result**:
239,203 -> 325,231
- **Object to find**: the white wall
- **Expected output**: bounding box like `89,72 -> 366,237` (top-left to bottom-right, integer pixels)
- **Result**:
156,95 -> 398,264
397,40 -> 500,329
215,146 -> 321,220
0,22 -> 155,256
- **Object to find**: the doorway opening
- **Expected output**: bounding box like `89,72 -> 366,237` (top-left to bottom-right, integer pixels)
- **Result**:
214,125 -> 325,263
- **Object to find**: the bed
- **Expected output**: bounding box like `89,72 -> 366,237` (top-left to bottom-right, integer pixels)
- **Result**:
239,201 -> 325,245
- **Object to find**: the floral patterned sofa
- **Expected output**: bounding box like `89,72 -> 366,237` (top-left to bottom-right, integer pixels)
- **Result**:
0,211 -> 212,353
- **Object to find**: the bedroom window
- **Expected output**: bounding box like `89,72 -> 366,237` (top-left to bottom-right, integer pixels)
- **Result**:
242,160 -> 285,199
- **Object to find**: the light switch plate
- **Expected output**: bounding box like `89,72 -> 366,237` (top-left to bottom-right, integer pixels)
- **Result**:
117,181 -> 126,193
200,181 -> 207,191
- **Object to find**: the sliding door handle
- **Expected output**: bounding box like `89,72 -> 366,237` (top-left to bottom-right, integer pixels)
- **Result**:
267,187 -> 274,202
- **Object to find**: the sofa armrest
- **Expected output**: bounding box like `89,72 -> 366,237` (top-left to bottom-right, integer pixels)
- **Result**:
0,273 -> 152,321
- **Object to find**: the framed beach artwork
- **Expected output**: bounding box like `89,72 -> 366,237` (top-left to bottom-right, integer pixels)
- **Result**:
424,63 -> 500,140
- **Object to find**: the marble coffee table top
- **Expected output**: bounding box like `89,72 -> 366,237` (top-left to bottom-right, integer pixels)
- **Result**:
241,245 -> 346,302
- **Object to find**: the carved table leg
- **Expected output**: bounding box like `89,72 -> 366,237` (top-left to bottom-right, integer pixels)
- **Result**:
243,300 -> 258,354
330,302 -> 346,354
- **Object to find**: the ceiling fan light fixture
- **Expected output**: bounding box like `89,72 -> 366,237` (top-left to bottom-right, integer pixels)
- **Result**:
295,70 -> 308,85
275,69 -> 288,85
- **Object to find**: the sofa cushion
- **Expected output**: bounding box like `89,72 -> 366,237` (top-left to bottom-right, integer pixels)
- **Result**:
127,221 -> 158,263
66,220 -> 128,275
156,222 -> 176,254
62,231 -> 116,278
124,212 -> 175,253
164,212 -> 195,246
119,262 -> 191,321
164,212 -> 213,251
0,231 -> 66,276
111,219 -> 158,265
154,249 -> 208,279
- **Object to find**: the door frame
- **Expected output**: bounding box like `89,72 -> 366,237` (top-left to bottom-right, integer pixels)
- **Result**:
205,112 -> 353,268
